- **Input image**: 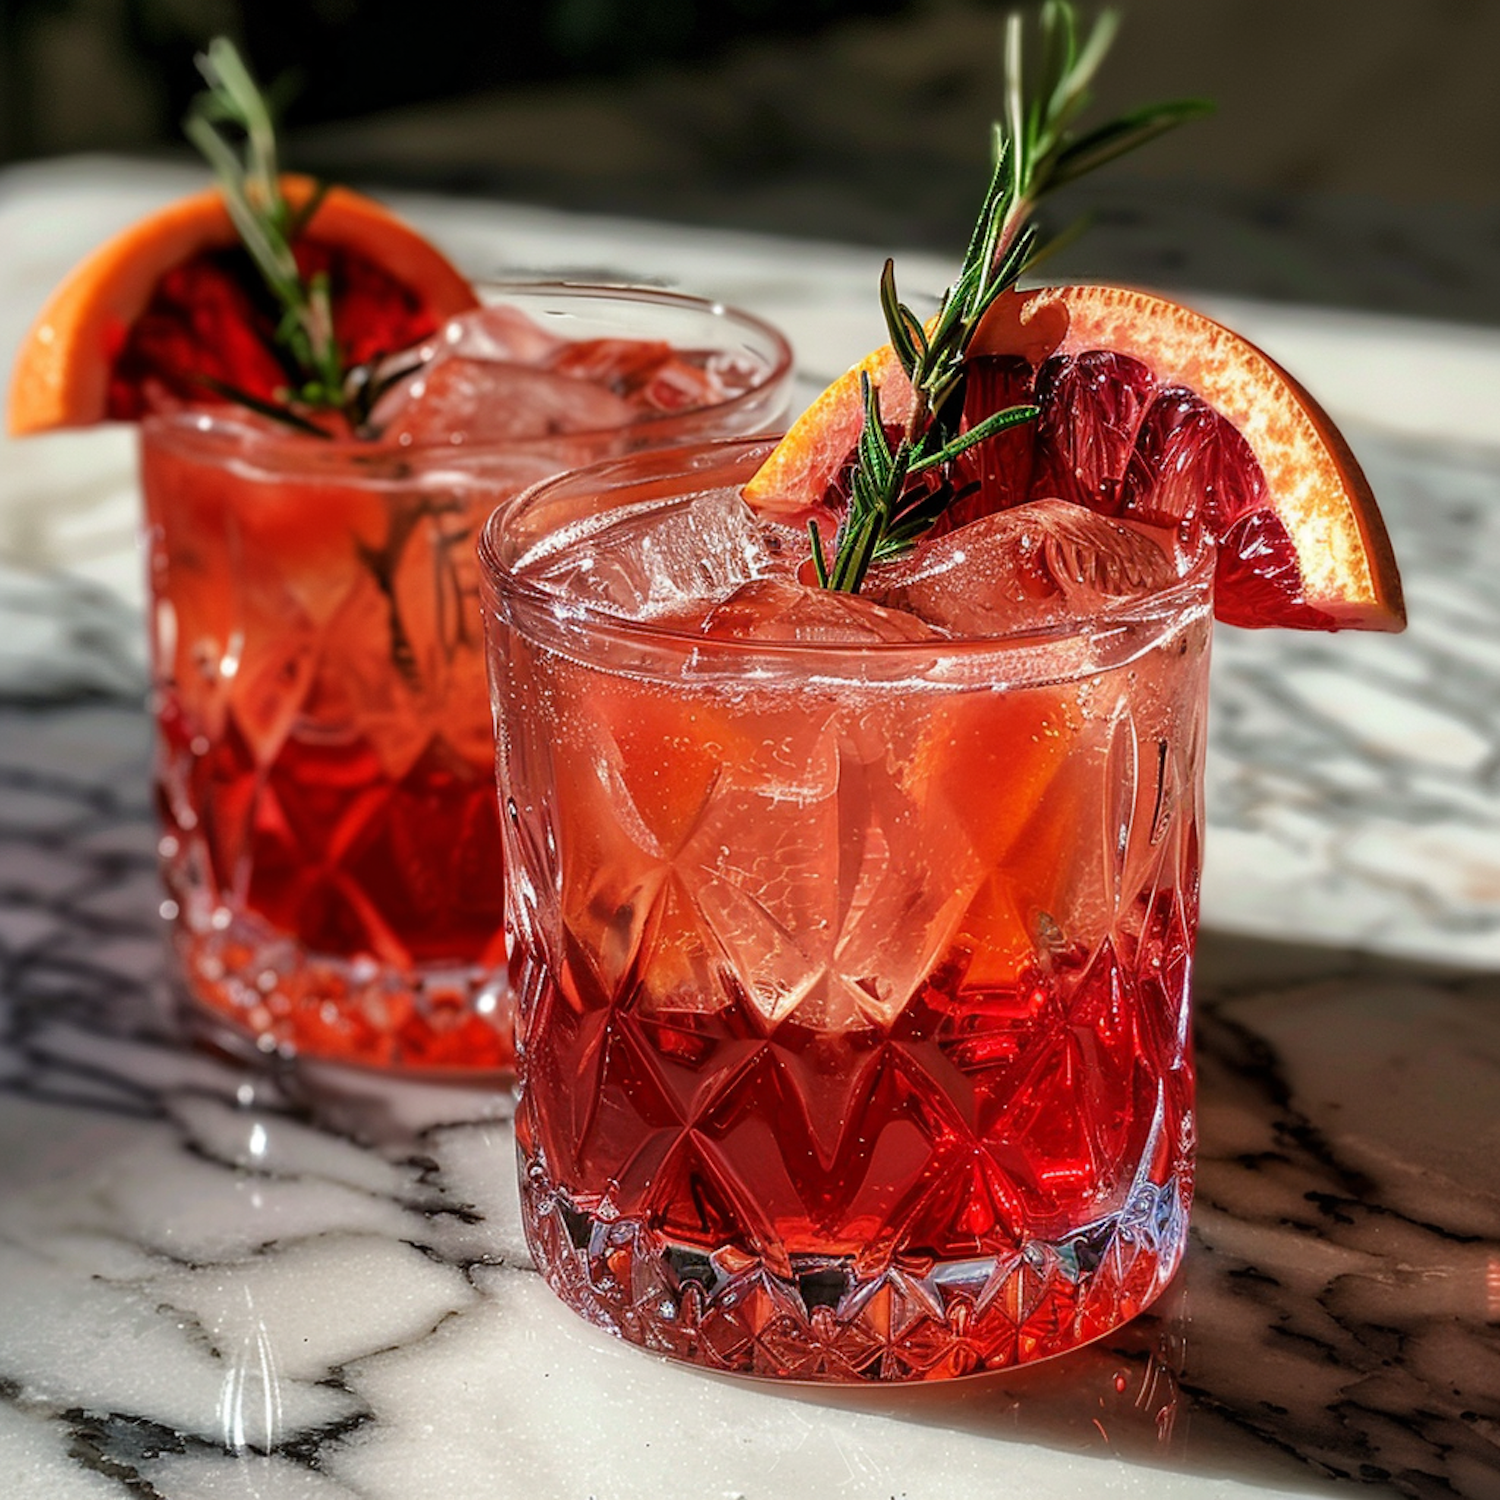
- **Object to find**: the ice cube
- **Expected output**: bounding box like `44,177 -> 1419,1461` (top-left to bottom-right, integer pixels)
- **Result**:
634,349 -> 753,413
522,489 -> 780,621
870,498 -> 1178,637
372,357 -> 636,448
547,339 -> 748,414
433,303 -> 566,366
700,576 -> 942,644
546,337 -> 673,391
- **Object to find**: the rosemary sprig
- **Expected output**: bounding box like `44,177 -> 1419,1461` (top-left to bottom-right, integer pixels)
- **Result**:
818,1 -> 1212,594
184,38 -> 347,417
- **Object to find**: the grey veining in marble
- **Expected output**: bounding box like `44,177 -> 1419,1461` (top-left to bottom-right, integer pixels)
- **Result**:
1,704 -> 1497,1500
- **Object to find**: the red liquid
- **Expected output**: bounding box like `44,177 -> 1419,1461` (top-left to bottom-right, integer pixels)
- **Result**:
529,897 -> 1195,1259
160,703 -> 503,964
156,699 -> 512,1070
519,894 -> 1197,1379
144,314 -> 782,1073
147,431 -> 514,1070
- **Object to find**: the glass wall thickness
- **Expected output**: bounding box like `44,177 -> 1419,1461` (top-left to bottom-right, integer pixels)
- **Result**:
143,286 -> 792,1074
481,438 -> 1214,1382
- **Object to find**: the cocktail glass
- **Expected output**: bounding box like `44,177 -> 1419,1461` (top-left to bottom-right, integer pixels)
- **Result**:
480,435 -> 1213,1380
144,285 -> 792,1073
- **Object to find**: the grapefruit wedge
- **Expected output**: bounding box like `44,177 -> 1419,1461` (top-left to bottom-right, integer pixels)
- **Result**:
744,284 -> 1405,632
8,174 -> 478,435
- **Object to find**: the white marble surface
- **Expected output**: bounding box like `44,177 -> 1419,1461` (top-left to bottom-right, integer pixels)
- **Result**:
1,157 -> 1499,1500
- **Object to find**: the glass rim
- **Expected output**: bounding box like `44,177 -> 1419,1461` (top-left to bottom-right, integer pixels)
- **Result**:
138,281 -> 795,471
478,434 -> 1218,668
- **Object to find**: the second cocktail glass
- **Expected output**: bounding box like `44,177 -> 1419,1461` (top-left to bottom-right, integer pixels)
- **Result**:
145,285 -> 792,1073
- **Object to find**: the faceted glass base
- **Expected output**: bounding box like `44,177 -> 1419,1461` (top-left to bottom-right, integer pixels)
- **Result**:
520,1150 -> 1189,1382
171,915 -> 515,1074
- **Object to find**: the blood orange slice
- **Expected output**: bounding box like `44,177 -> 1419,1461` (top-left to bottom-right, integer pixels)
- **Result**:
745,284 -> 1405,632
7,174 -> 478,436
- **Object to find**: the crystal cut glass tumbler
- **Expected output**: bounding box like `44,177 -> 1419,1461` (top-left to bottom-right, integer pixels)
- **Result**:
143,286 -> 792,1074
480,437 -> 1214,1381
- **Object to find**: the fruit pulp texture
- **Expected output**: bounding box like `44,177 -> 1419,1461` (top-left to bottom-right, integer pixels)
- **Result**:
923,348 -> 1333,630
143,336 -> 743,1073
500,516 -> 1211,1377
110,242 -> 445,421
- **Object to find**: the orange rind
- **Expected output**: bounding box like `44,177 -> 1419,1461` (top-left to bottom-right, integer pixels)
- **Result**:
8,175 -> 477,435
745,285 -> 1405,633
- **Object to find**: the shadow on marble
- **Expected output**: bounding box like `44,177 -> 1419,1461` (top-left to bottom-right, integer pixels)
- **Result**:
770,932 -> 1500,1499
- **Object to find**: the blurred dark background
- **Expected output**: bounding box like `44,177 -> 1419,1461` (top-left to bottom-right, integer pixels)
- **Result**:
4,0 -> 1499,322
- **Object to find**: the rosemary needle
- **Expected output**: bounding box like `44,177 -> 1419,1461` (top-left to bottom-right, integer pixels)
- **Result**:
818,1 -> 1212,595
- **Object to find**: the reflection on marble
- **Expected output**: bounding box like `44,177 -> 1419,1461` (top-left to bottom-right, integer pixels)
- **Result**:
2,703 -> 1498,1500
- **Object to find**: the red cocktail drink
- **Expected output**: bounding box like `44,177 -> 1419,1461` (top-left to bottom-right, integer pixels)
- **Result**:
481,436 -> 1212,1379
145,287 -> 792,1072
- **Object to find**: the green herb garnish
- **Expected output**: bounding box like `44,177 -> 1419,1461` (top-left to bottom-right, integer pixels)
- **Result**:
816,1 -> 1212,594
184,38 -> 347,425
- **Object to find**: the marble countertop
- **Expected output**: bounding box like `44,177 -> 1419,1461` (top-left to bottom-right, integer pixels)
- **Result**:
2,157 -> 1499,1500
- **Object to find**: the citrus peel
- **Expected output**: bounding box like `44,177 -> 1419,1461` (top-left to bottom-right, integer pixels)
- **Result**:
744,284 -> 1405,633
7,174 -> 477,436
